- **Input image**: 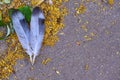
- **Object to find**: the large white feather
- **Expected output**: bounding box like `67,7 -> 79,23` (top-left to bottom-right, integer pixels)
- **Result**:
11,10 -> 33,62
30,7 -> 45,64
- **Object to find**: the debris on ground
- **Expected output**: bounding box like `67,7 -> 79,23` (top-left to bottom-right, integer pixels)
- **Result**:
42,58 -> 52,65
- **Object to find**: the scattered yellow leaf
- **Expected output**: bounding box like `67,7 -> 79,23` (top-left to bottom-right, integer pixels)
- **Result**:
0,0 -> 68,79
0,11 -> 2,20
81,25 -> 88,32
75,4 -> 86,14
84,35 -> 92,41
85,64 -> 89,70
108,0 -> 114,5
31,0 -> 44,6
42,58 -> 51,65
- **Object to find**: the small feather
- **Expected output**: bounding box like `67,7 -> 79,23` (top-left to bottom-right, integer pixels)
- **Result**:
11,10 -> 33,60
30,7 -> 45,64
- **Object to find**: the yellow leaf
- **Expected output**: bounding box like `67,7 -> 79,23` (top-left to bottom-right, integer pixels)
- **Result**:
42,58 -> 51,65
108,0 -> 114,5
31,0 -> 44,6
0,11 -> 2,21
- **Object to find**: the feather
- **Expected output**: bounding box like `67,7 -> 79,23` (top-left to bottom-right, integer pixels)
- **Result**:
11,10 -> 33,63
30,7 -> 45,64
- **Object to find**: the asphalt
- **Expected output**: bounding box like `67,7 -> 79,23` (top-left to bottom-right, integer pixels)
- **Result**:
1,0 -> 120,80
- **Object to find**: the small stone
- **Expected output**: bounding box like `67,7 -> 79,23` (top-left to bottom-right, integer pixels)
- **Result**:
20,64 -> 23,67
52,67 -> 56,70
105,30 -> 110,34
76,41 -> 81,46
116,51 -> 120,55
30,67 -> 34,70
59,32 -> 65,35
56,70 -> 60,75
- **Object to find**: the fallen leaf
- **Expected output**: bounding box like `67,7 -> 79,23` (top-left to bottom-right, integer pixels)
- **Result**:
108,0 -> 114,5
85,64 -> 89,70
42,58 -> 51,65
0,11 -> 2,21
18,6 -> 32,23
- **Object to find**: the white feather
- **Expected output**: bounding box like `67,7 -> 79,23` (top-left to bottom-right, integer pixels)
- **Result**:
30,7 -> 45,64
11,10 -> 33,61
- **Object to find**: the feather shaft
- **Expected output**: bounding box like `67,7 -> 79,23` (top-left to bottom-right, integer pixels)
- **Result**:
30,7 -> 45,64
11,10 -> 33,61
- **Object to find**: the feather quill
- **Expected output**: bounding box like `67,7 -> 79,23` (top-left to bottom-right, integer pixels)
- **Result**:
11,10 -> 33,63
30,7 -> 45,64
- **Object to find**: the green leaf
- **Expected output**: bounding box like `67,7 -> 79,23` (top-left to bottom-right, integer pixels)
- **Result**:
18,6 -> 32,23
0,37 -> 4,40
8,8 -> 14,25
0,9 -> 13,27
8,8 -> 14,18
0,20 -> 5,26
0,6 -> 32,40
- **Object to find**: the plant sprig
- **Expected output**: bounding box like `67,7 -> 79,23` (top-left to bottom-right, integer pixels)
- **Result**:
0,5 -> 32,40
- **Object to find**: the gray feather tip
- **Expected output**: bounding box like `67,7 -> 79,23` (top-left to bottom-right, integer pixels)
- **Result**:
12,9 -> 24,20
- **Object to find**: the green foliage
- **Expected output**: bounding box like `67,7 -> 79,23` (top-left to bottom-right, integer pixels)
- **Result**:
18,6 -> 32,23
0,21 -> 5,27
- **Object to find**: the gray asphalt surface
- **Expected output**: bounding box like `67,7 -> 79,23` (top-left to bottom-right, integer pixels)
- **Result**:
1,0 -> 120,80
